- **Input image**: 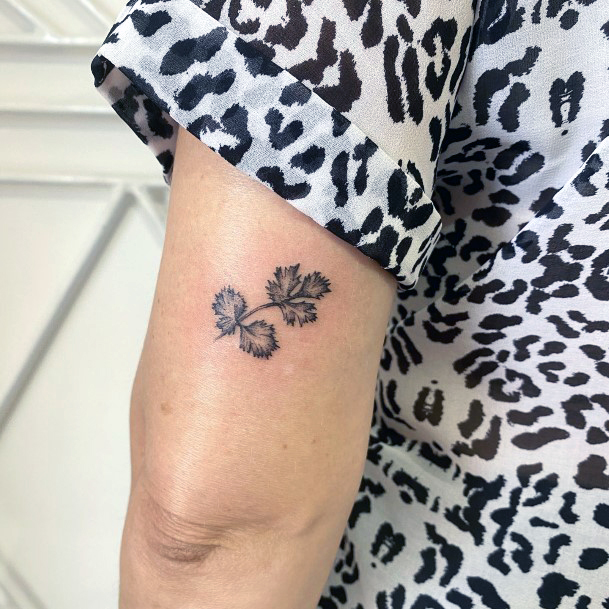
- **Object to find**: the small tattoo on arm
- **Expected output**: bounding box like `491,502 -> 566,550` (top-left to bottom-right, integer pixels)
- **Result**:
212,264 -> 331,358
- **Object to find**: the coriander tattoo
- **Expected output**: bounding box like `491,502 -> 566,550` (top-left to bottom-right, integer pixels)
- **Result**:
212,264 -> 331,358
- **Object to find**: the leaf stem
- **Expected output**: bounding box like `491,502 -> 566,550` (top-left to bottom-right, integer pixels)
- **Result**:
238,301 -> 278,323
214,295 -> 314,340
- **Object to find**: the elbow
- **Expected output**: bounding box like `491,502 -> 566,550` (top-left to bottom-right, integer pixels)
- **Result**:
124,473 -> 233,573
124,443 -> 299,570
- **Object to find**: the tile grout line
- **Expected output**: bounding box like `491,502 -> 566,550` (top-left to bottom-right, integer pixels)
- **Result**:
0,551 -> 46,609
0,189 -> 133,436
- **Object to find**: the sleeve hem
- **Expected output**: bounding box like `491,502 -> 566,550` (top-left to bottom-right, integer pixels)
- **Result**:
91,0 -> 441,292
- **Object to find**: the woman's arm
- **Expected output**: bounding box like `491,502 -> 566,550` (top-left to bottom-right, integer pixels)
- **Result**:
120,125 -> 397,608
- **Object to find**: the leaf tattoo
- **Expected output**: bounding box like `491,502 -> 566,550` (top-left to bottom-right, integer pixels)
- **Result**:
212,264 -> 331,358
211,287 -> 247,337
238,320 -> 278,358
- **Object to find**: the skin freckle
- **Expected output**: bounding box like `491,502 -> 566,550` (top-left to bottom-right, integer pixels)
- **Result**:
160,401 -> 172,415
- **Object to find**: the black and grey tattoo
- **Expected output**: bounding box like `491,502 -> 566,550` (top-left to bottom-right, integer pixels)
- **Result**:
212,264 -> 331,358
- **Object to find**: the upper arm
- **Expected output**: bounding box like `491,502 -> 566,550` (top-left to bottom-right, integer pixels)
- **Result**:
120,126 -> 398,607
131,125 -> 397,534
92,0 -> 477,603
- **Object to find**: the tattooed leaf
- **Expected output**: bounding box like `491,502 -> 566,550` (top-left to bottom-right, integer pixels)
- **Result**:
239,320 -> 278,358
296,271 -> 331,299
279,301 -> 318,326
213,264 -> 331,357
212,287 -> 247,336
266,264 -> 302,303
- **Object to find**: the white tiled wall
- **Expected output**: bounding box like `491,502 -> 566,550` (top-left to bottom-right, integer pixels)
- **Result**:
0,2 -> 167,607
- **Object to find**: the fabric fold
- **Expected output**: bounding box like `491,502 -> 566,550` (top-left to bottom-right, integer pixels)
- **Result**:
91,0 -> 442,291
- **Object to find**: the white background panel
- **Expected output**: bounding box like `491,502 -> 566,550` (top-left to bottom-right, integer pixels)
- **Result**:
0,184 -> 109,401
0,0 -> 170,606
0,205 -> 162,608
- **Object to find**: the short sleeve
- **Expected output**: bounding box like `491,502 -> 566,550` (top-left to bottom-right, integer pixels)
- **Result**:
91,0 -> 476,292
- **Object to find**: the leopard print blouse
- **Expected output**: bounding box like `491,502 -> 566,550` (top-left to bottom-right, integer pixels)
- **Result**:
91,0 -> 609,606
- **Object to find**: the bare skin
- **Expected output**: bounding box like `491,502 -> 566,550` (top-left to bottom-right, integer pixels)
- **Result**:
121,125 -> 397,608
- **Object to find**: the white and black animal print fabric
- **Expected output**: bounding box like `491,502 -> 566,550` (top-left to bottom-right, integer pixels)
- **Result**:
91,0 -> 476,290
91,0 -> 609,606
